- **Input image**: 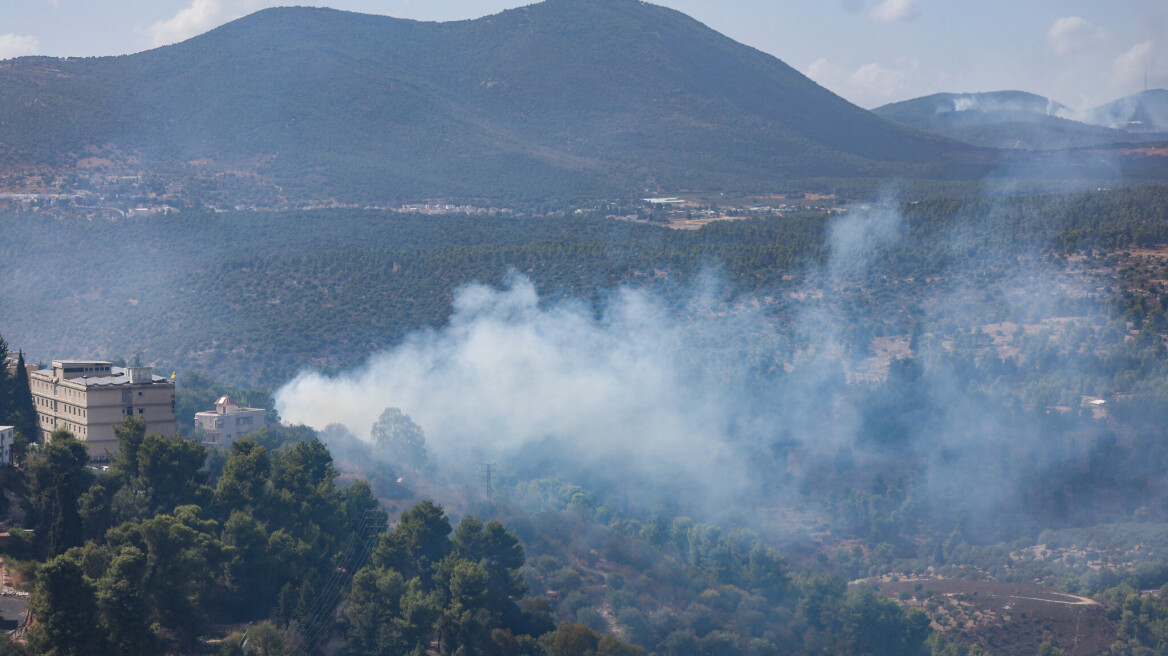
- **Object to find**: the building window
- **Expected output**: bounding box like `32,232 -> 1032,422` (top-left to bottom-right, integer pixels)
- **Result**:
138,408 -> 144,415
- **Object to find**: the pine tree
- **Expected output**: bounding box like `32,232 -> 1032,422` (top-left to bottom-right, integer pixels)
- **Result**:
26,556 -> 104,656
8,351 -> 36,456
48,473 -> 84,557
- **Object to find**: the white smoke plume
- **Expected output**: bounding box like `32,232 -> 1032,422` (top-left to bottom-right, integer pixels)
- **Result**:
274,198 -> 1101,526
276,270 -> 774,504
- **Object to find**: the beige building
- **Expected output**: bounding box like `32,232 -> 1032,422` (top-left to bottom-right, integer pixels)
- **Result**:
194,395 -> 266,448
29,360 -> 176,460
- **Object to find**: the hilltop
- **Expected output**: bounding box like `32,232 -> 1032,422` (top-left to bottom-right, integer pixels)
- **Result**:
1089,89 -> 1168,133
0,0 -> 980,200
874,91 -> 1166,150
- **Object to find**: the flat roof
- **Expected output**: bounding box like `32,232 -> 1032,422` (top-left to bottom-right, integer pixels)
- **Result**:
52,360 -> 113,367
33,366 -> 169,387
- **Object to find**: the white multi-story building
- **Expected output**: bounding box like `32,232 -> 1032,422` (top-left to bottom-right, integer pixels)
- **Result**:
29,360 -> 176,460
194,395 -> 267,448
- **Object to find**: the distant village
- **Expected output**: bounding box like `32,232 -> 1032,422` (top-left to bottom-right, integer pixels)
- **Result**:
0,162 -> 842,223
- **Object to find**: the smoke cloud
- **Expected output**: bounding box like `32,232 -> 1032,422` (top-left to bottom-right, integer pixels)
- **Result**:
277,269 -> 774,508
276,197 -> 1108,527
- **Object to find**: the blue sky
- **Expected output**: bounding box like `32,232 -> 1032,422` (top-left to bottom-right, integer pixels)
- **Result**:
2,0 -> 1165,109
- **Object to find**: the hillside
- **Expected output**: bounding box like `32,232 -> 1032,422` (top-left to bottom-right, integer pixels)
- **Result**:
1089,89 -> 1168,133
874,91 -> 1164,150
0,0 -> 981,200
5,187 -> 1168,387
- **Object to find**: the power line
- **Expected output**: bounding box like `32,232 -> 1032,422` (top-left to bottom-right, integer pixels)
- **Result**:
285,510 -> 387,655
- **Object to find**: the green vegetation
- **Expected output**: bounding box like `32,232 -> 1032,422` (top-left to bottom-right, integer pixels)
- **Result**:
0,418 -> 961,656
12,418 -> 381,653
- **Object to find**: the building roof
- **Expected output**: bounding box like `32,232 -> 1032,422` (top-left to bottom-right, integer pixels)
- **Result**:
215,395 -> 238,406
33,366 -> 169,387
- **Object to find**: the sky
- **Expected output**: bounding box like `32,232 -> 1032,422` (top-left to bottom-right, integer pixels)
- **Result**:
2,0 -> 1166,109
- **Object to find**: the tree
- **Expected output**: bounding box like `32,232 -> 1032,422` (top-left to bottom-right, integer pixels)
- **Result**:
96,546 -> 158,655
370,407 -> 429,471
245,622 -> 291,656
47,474 -> 83,557
552,623 -> 599,656
8,351 -> 36,457
452,517 -> 528,615
26,430 -> 93,556
340,479 -> 386,535
106,506 -> 223,647
374,500 -> 452,590
213,439 -> 271,515
344,568 -> 438,656
435,557 -> 492,655
26,556 -> 104,656
219,510 -> 278,620
129,431 -> 211,516
268,438 -> 344,573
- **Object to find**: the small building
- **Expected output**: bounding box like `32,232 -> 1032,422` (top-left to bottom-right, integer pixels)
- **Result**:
194,396 -> 267,449
29,360 -> 176,461
0,427 -> 12,466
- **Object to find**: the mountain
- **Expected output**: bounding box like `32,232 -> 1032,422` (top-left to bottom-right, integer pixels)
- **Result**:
873,91 -> 1165,150
0,0 -> 981,200
1089,89 -> 1168,133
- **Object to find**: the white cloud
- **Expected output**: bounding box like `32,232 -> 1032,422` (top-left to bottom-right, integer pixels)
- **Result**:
1112,40 -> 1166,94
847,59 -> 921,103
1046,16 -> 1106,57
866,0 -> 919,23
146,0 -> 225,47
805,57 -> 831,82
800,57 -> 935,107
143,0 -> 293,47
0,34 -> 40,60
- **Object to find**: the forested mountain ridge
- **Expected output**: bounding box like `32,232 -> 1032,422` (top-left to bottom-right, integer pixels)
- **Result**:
873,91 -> 1168,150
0,0 -> 983,200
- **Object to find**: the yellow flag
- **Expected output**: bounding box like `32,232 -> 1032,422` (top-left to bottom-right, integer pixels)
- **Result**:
170,371 -> 176,380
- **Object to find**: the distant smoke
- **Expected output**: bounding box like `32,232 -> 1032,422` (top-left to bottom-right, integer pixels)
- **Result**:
944,95 -> 1065,117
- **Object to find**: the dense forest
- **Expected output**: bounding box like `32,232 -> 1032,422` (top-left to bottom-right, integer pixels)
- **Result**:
3,186 -> 1168,387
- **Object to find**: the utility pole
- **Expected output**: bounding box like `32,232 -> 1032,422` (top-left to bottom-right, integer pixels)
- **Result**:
480,461 -> 496,502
